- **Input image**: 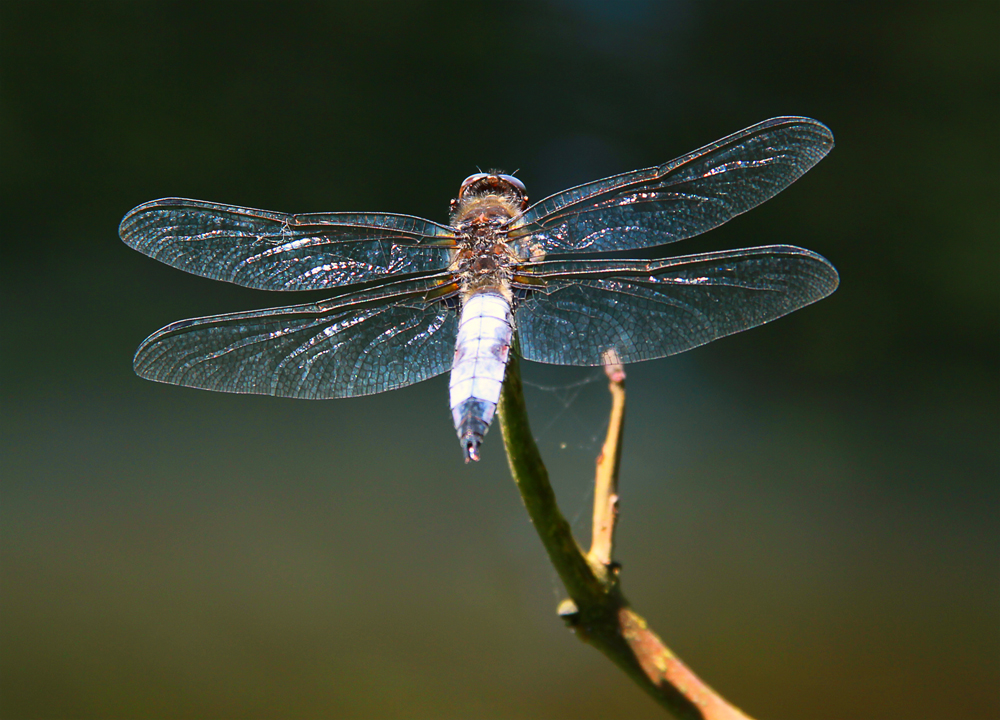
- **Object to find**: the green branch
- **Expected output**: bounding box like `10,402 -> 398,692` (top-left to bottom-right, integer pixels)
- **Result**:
497,353 -> 754,720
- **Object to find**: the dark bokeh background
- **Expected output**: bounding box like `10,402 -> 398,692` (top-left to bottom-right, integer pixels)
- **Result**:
2,1 -> 997,718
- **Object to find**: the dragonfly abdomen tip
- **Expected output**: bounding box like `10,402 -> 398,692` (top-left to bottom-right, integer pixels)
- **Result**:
464,438 -> 481,463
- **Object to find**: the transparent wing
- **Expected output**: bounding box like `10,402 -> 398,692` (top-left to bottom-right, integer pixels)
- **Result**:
120,198 -> 456,291
134,275 -> 459,398
509,117 -> 833,254
514,246 -> 838,365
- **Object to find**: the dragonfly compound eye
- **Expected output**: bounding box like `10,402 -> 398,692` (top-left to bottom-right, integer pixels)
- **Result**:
458,173 -> 528,210
458,173 -> 491,199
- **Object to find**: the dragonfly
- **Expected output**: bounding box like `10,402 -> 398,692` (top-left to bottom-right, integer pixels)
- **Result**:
121,116 -> 839,462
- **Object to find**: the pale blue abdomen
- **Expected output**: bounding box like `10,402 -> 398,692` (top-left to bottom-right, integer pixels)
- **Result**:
449,291 -> 513,462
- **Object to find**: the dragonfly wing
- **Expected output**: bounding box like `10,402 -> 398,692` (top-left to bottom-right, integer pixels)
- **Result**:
514,246 -> 838,365
134,276 -> 459,398
120,198 -> 455,291
509,117 -> 833,254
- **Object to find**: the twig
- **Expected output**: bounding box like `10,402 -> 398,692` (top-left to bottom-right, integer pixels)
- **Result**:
497,353 -> 754,720
589,351 -> 626,567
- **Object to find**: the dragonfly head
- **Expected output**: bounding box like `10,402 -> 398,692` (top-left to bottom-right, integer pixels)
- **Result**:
451,172 -> 528,218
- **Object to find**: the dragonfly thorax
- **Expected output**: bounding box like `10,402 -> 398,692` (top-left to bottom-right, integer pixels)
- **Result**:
451,231 -> 520,297
450,182 -> 529,297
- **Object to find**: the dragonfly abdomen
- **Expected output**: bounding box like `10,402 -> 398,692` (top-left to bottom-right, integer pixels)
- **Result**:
449,291 -> 513,462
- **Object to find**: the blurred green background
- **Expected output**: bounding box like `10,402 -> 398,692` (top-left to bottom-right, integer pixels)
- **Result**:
2,1 -> 997,718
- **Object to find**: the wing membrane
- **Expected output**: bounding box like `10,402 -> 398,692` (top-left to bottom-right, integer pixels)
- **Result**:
134,275 -> 459,398
510,117 -> 833,254
120,198 -> 455,291
514,246 -> 838,365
